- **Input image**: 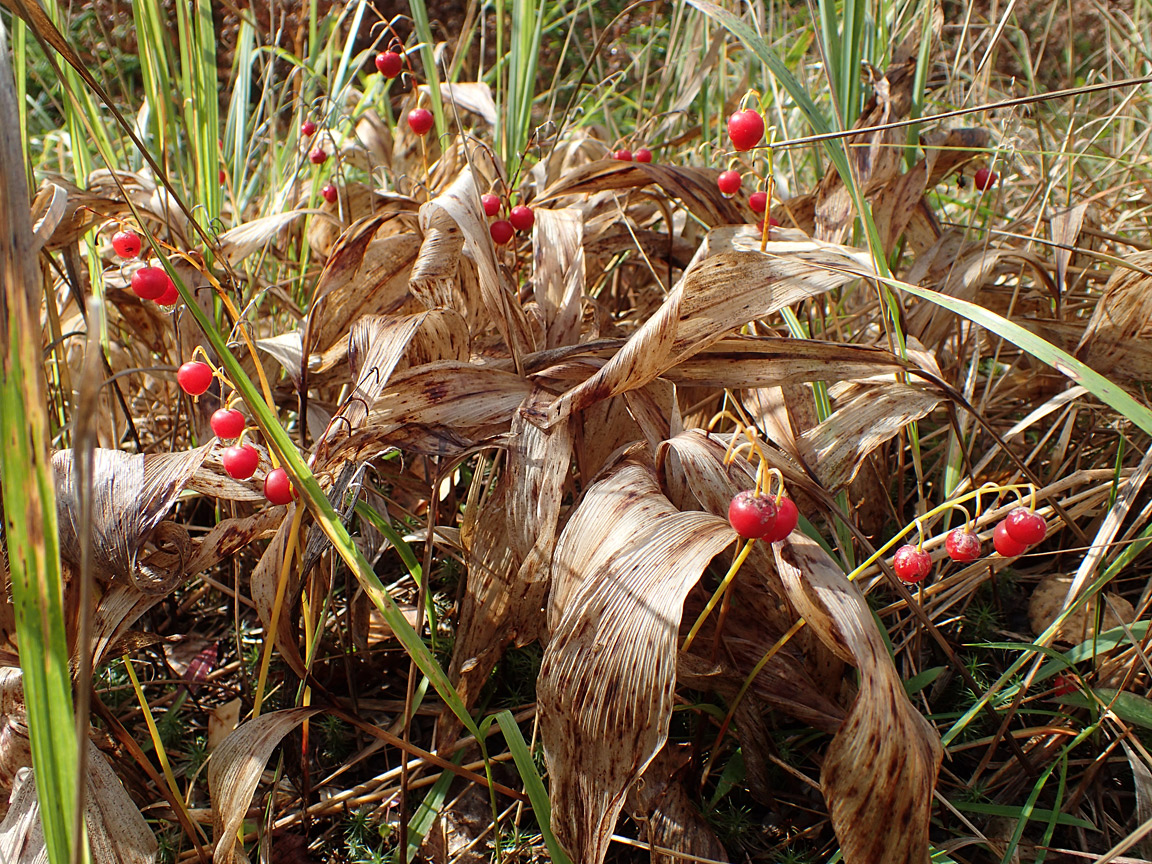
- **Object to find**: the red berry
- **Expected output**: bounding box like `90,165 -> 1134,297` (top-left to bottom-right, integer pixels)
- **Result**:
309,147 -> 328,165
301,120 -> 317,137
176,361 -> 213,396
768,215 -> 780,227
509,205 -> 535,232
407,108 -> 434,136
490,220 -> 514,245
321,183 -> 338,203
481,193 -> 502,217
264,467 -> 297,505
974,167 -> 998,190
727,491 -> 778,540
945,528 -> 982,563
222,444 -> 260,480
375,51 -> 402,78
112,229 -> 142,258
763,496 -> 799,543
131,266 -> 172,301
155,279 -> 180,306
717,170 -> 742,196
1051,673 -> 1076,697
613,149 -> 633,162
728,109 -> 764,151
893,544 -> 932,583
748,191 -> 767,213
1004,507 -> 1046,545
210,408 -> 246,439
219,168 -> 227,184
993,520 -> 1028,558
634,148 -> 652,163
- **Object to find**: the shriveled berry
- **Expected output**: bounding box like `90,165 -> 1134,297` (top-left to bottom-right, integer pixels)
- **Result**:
309,147 -> 328,165
1004,507 -> 1046,545
490,220 -> 514,245
893,544 -> 932,583
375,51 -> 402,78
176,361 -> 213,396
131,266 -> 172,301
301,120 -> 317,137
717,170 -> 741,196
728,109 -> 764,151
945,528 -> 982,563
509,205 -> 534,232
264,467 -> 297,505
613,149 -> 633,162
210,408 -> 246,439
321,183 -> 338,203
634,148 -> 652,163
974,167 -> 998,190
763,496 -> 799,543
481,193 -> 502,217
728,491 -> 778,540
407,108 -> 434,136
112,229 -> 142,258
222,444 -> 260,480
748,191 -> 767,213
993,520 -> 1028,558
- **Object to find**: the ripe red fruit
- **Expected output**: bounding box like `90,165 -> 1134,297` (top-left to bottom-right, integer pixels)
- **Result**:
131,266 -> 172,301
893,544 -> 932,583
112,229 -> 142,258
993,520 -> 1028,558
728,109 -> 764,151
763,497 -> 799,543
155,279 -> 180,306
634,148 -> 652,163
219,168 -> 227,184
974,167 -> 998,190
222,444 -> 260,480
945,528 -> 982,563
717,170 -> 741,196
264,467 -> 297,505
509,205 -> 535,232
490,220 -> 514,245
375,51 -> 402,78
1051,673 -> 1076,697
301,120 -> 317,137
727,491 -> 778,540
481,193 -> 502,217
613,149 -> 633,162
1004,507 -> 1046,545
309,147 -> 328,165
210,408 -> 246,439
176,361 -> 213,396
321,183 -> 338,203
748,191 -> 767,213
407,108 -> 434,136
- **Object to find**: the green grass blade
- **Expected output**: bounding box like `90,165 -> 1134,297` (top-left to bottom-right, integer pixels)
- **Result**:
494,710 -> 573,864
0,19 -> 80,863
408,0 -> 447,141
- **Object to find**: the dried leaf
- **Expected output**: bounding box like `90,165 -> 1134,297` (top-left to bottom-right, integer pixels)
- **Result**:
218,210 -> 311,264
531,208 -> 585,349
773,533 -> 941,864
209,708 -> 321,864
539,456 -> 735,864
418,82 -> 498,125
1028,575 -> 1136,643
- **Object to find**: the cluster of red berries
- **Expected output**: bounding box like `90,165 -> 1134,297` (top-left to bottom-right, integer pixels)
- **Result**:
891,507 -> 1047,583
481,193 -> 534,245
177,362 -> 297,504
727,490 -> 800,544
114,229 -> 181,307
611,147 -> 653,163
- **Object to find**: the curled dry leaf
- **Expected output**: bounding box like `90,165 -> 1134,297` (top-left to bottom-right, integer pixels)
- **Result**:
54,445 -> 211,592
530,207 -> 584,350
0,748 -> 158,864
539,455 -> 735,864
209,708 -> 321,864
772,532 -> 942,864
217,210 -> 310,265
417,82 -> 498,125
1028,575 -> 1136,644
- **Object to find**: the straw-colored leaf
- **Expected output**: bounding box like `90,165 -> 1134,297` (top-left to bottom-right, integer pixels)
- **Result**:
217,209 -> 311,264
530,207 -> 585,349
772,533 -> 942,864
539,456 -> 735,864
209,708 -> 321,864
